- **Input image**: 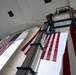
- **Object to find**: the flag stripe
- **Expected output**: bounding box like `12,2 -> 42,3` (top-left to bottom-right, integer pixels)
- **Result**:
53,33 -> 60,61
46,34 -> 56,60
24,30 -> 47,55
60,26 -> 76,75
25,47 -> 31,55
44,35 -> 48,44
0,36 -> 14,55
70,26 -> 76,55
22,29 -> 61,61
63,42 -> 71,75
21,28 -> 41,51
44,35 -> 53,60
40,33 -> 61,61
40,33 -> 47,48
49,34 -> 58,60
41,34 -> 51,59
23,45 -> 31,54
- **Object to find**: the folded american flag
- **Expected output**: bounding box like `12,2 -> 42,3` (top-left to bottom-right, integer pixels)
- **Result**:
0,32 -> 22,56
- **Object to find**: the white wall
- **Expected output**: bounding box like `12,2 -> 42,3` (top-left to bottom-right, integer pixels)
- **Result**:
0,0 -> 69,38
25,0 -> 69,25
17,0 -> 36,25
0,0 -> 29,38
70,0 -> 76,9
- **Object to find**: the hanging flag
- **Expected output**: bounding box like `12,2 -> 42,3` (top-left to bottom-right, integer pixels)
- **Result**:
21,27 -> 42,54
60,26 -> 76,75
0,32 -> 22,56
22,32 -> 60,61
21,31 -> 60,61
41,33 -> 60,61
63,42 -> 71,75
70,26 -> 76,55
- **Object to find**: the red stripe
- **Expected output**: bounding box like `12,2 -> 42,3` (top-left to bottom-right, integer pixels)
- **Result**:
63,42 -> 71,75
0,35 -> 14,56
53,33 -> 60,61
41,35 -> 51,59
46,34 -> 56,60
25,47 -> 31,55
44,35 -> 48,44
0,42 -> 13,55
21,27 -> 41,51
0,33 -> 21,56
70,26 -> 76,55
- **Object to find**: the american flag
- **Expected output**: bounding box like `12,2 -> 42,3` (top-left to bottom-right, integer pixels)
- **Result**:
21,30 -> 61,61
21,27 -> 41,54
60,26 -> 76,75
0,32 -> 22,56
41,33 -> 60,61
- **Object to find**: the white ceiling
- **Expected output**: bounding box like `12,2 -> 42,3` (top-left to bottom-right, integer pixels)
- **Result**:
0,0 -> 70,38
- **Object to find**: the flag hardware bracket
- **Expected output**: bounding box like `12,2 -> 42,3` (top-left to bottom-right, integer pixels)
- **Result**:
72,17 -> 76,27
46,17 -> 75,34
54,24 -> 71,29
30,43 -> 43,50
39,29 -> 49,35
39,29 -> 47,33
17,67 -> 36,75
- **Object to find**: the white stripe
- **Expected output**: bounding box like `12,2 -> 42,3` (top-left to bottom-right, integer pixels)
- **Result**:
60,62 -> 63,75
68,31 -> 76,75
40,33 -> 46,48
23,33 -> 38,54
50,34 -> 58,60
44,34 -> 53,59
23,45 -> 30,54
44,35 -> 50,47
